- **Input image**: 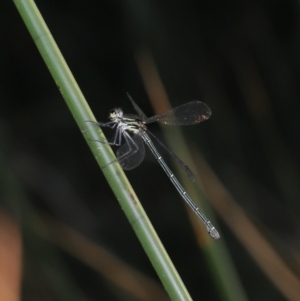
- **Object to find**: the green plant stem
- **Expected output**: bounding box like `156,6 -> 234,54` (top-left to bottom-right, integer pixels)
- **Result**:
13,0 -> 193,300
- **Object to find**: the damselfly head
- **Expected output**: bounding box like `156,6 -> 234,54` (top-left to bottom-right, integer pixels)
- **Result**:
109,108 -> 123,119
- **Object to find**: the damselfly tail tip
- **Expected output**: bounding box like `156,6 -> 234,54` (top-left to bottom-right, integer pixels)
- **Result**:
208,227 -> 220,240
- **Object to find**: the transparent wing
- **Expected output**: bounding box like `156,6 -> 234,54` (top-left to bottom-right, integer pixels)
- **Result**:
127,93 -> 148,121
145,130 -> 196,182
116,134 -> 145,170
145,101 -> 211,125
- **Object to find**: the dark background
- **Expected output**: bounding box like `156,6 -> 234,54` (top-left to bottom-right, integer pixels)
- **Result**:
1,0 -> 300,300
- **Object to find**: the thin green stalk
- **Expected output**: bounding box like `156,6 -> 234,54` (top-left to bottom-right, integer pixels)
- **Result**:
13,0 -> 193,300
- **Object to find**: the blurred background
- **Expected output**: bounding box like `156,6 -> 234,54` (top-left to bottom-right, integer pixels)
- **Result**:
1,0 -> 300,300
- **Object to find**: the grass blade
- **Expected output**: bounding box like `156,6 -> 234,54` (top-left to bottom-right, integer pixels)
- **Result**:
13,0 -> 194,299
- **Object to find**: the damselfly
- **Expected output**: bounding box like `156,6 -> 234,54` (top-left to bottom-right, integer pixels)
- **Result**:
91,94 -> 220,239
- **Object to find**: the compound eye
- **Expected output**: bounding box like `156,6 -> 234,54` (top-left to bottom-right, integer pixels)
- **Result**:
109,108 -> 123,119
114,108 -> 123,116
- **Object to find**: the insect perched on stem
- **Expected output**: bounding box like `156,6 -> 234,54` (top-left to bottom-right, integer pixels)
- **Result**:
90,94 -> 220,239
